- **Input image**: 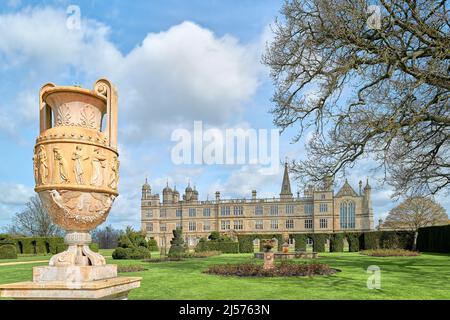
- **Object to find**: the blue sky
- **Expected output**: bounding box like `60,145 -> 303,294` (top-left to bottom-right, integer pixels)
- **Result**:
0,0 -> 448,230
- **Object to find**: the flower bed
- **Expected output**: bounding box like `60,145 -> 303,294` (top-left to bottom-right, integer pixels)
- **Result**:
360,249 -> 420,257
205,262 -> 337,277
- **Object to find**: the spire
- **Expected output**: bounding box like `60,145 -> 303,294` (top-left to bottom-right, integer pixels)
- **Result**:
280,161 -> 293,199
364,177 -> 371,190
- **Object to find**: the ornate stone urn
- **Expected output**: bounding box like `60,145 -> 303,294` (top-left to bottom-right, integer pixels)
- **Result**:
35,79 -> 119,267
262,239 -> 275,270
0,79 -> 140,299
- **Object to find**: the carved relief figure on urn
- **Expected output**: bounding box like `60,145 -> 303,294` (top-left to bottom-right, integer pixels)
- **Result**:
72,145 -> 89,184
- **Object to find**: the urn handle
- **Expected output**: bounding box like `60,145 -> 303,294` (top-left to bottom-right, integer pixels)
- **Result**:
94,78 -> 118,150
39,83 -> 56,134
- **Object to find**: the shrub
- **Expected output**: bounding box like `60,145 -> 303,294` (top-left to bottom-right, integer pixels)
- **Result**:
361,249 -> 420,257
330,233 -> 344,252
0,244 -> 17,259
345,233 -> 360,252
89,243 -> 99,252
112,247 -> 132,259
128,246 -> 152,259
205,262 -> 336,277
168,228 -> 185,257
417,225 -> 450,253
290,234 -> 307,251
147,238 -> 158,251
311,234 -> 326,252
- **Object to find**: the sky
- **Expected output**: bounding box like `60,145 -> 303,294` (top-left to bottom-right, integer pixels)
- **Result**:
0,0 -> 448,230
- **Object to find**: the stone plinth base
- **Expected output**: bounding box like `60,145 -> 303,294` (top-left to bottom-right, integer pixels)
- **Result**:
0,276 -> 141,300
33,265 -> 117,282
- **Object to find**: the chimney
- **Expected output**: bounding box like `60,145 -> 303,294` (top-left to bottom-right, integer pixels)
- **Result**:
215,191 -> 220,201
252,190 -> 257,200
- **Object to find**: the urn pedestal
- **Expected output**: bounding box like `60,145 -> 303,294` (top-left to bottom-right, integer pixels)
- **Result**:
0,79 -> 141,300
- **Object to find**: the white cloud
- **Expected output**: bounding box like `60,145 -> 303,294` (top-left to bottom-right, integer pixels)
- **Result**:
0,182 -> 33,205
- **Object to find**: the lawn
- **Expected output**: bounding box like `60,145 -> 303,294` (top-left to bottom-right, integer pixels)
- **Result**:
0,252 -> 449,299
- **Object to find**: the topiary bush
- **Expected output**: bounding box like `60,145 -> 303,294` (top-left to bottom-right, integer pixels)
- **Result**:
0,244 -> 17,259
311,234 -> 326,252
168,228 -> 185,258
330,233 -> 344,252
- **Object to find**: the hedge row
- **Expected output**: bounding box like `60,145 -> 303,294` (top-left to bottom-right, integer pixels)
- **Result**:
417,225 -> 450,253
236,231 -> 415,253
237,234 -> 283,253
0,244 -> 17,259
195,241 -> 239,253
0,236 -> 101,255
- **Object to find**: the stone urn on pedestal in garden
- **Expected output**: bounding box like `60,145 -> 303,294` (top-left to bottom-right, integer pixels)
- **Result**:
0,79 -> 141,300
262,239 -> 275,270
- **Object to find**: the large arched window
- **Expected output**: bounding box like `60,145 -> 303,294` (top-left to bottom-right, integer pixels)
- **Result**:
340,201 -> 355,229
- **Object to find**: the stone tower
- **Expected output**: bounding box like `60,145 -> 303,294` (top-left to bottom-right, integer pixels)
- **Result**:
362,178 -> 374,230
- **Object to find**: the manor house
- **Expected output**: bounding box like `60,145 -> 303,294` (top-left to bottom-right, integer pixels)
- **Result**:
141,163 -> 374,248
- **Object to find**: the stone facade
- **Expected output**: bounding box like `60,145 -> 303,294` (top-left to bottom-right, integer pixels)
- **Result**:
141,163 -> 374,249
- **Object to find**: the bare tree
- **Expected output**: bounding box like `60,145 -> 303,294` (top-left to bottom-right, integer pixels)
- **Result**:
91,225 -> 123,249
383,196 -> 448,249
6,195 -> 63,237
263,0 -> 449,197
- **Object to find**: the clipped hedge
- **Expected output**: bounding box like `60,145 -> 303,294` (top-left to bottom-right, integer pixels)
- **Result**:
0,244 -> 17,259
290,234 -> 307,251
345,233 -> 361,252
417,225 -> 450,253
11,237 -> 65,255
237,234 -> 283,253
360,231 -> 414,250
330,233 -> 344,252
196,241 -> 239,253
310,233 -> 326,252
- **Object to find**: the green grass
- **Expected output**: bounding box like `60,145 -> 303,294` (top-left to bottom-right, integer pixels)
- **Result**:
0,252 -> 449,299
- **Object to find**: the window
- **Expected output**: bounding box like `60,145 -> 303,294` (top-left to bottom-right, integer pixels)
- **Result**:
255,220 -> 263,230
176,208 -> 182,217
189,208 -> 196,217
160,223 -> 167,232
146,223 -> 153,232
270,205 -> 278,216
160,209 -> 167,218
255,205 -> 263,215
203,208 -> 211,217
285,219 -> 294,229
306,237 -> 313,245
144,209 -> 153,218
221,220 -> 230,230
304,219 -> 313,229
320,218 -> 328,229
176,222 -> 182,229
340,201 -> 355,229
321,194 -> 326,200
319,203 -> 328,212
286,204 -> 294,215
304,203 -> 314,215
221,206 -> 230,216
270,219 -> 279,229
203,221 -> 211,231
233,220 -> 243,230
234,206 -> 243,216
188,221 -> 196,231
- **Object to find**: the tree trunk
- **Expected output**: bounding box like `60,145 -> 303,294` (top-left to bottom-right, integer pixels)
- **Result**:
412,231 -> 418,251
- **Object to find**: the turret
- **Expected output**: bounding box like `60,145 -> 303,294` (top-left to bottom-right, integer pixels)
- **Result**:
215,191 -> 220,201
142,178 -> 151,200
172,185 -> 179,203
163,181 -> 173,204
192,185 -> 199,201
184,182 -> 193,202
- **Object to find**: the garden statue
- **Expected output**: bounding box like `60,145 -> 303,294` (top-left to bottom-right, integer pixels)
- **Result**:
0,79 -> 141,299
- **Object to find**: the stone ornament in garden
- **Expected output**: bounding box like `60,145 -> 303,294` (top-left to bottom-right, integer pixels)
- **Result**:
0,80 -> 141,299
263,239 -> 275,270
